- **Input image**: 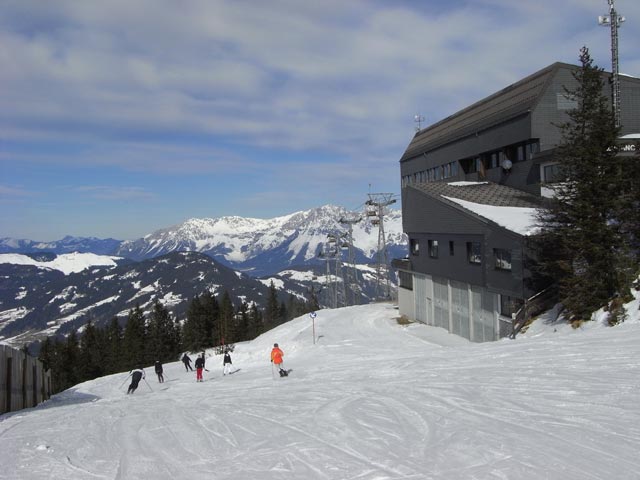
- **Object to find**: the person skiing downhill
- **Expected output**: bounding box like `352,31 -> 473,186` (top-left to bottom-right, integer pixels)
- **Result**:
154,360 -> 164,383
181,353 -> 193,371
127,367 -> 145,394
195,353 -> 206,382
270,343 -> 287,376
223,350 -> 233,375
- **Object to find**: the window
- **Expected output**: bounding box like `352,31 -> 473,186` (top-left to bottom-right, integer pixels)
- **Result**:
490,152 -> 498,169
410,238 -> 420,256
399,271 -> 413,290
428,240 -> 439,258
467,241 -> 482,264
449,241 -> 455,256
542,163 -> 562,183
494,248 -> 512,270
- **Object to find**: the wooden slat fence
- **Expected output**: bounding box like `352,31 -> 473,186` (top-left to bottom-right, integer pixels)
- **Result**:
0,345 -> 52,415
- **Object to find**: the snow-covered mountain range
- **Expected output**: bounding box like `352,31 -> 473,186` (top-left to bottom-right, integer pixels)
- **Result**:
1,205 -> 407,277
114,205 -> 406,276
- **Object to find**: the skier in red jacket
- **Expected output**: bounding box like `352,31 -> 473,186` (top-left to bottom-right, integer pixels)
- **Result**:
271,343 -> 287,376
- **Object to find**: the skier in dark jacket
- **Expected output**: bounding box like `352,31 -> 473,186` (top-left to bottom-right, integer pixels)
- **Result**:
223,350 -> 233,375
181,353 -> 193,371
127,367 -> 145,394
195,353 -> 206,382
154,360 -> 164,383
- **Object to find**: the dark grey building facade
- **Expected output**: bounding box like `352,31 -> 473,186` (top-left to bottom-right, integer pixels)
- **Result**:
395,62 -> 640,341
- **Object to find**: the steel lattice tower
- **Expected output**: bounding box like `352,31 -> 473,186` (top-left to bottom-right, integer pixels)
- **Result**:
599,0 -> 625,128
365,193 -> 396,300
339,215 -> 362,306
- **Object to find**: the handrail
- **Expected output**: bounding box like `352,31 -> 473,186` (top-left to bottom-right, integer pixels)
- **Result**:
509,286 -> 557,339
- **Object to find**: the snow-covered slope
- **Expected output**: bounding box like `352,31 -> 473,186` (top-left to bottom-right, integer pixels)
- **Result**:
0,252 -> 121,275
2,300 -> 639,479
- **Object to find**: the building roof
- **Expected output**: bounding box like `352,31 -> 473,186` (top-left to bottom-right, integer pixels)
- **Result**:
409,181 -> 543,236
400,62 -> 577,162
411,181 -> 543,208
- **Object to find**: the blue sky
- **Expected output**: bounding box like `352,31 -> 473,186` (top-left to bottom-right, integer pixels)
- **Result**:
2,0 -> 639,241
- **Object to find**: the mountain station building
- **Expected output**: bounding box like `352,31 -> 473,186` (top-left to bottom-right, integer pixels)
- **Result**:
393,62 -> 640,342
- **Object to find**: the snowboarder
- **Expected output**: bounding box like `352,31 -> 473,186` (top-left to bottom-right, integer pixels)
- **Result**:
223,350 -> 233,375
154,360 -> 164,383
195,353 -> 206,382
127,367 -> 145,394
270,343 -> 287,377
181,353 -> 193,371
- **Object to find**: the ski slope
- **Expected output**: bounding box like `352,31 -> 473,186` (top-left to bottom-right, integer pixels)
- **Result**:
1,302 -> 640,479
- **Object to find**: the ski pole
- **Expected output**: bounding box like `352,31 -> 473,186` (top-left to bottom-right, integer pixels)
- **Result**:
271,362 -> 275,380
143,377 -> 153,392
119,374 -> 131,389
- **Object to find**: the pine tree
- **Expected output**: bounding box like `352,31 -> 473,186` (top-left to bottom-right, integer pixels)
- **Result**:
218,291 -> 235,345
536,47 -> 625,320
264,280 -> 280,330
247,303 -> 263,340
236,301 -> 250,341
78,320 -> 104,381
104,317 -> 124,374
122,304 -> 147,369
146,300 -> 181,364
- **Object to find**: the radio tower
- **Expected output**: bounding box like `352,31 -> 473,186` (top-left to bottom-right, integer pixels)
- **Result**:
339,215 -> 362,306
598,0 -> 626,127
365,193 -> 396,300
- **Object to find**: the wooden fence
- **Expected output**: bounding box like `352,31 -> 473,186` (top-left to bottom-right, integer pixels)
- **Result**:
0,345 -> 52,415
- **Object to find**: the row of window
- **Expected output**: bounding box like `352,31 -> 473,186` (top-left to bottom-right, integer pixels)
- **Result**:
401,161 -> 459,187
410,238 -> 512,270
401,140 -> 541,187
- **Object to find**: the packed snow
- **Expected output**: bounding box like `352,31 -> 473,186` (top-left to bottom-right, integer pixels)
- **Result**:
1,300 -> 640,479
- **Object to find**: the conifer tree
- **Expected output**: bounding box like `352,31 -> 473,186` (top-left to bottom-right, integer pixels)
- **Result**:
536,47 -> 625,320
104,317 -> 124,373
122,304 -> 147,368
78,320 -> 104,381
264,280 -> 280,330
146,300 -> 181,363
218,291 -> 235,345
247,303 -> 263,340
236,301 -> 250,341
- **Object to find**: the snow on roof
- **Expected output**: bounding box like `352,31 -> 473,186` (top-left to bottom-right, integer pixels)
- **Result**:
620,133 -> 640,139
442,195 -> 540,236
447,181 -> 489,187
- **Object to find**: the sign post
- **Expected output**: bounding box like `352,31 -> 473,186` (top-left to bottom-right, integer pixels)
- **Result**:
310,312 -> 317,344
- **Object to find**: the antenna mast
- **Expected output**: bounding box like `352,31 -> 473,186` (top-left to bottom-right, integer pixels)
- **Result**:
599,0 -> 626,128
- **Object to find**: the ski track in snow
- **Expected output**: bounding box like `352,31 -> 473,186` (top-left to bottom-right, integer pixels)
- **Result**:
1,303 -> 640,479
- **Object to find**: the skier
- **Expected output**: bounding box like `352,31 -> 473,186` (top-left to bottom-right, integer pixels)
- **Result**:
195,353 -> 206,382
223,350 -> 233,375
181,353 -> 193,371
270,343 -> 287,377
154,360 -> 164,383
127,367 -> 145,394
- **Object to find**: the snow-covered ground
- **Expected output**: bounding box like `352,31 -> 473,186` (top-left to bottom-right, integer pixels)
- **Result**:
0,253 -> 120,275
1,300 -> 640,479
